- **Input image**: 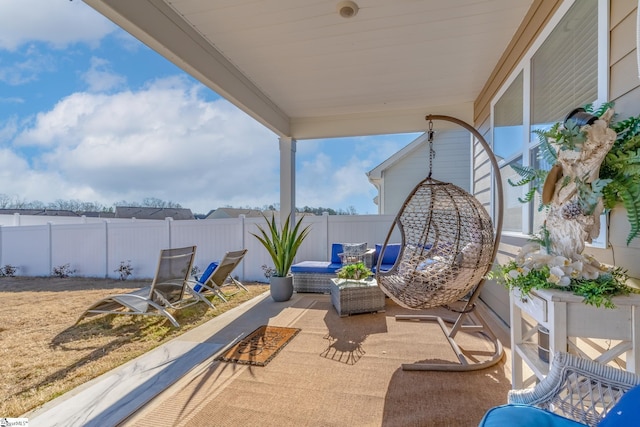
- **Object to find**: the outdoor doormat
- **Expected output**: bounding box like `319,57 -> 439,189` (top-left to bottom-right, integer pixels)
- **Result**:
217,325 -> 301,366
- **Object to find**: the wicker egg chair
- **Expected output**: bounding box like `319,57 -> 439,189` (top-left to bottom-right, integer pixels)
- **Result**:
376,114 -> 504,371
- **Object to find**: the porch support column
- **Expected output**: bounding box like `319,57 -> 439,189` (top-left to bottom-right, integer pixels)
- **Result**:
279,136 -> 296,222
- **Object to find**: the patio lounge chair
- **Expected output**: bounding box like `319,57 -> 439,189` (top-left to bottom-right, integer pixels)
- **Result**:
190,249 -> 248,302
75,245 -> 211,328
480,352 -> 640,426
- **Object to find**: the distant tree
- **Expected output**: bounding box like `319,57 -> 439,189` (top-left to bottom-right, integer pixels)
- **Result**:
115,198 -> 182,209
25,200 -> 46,209
0,193 -> 11,208
48,199 -> 83,211
141,197 -> 182,208
114,200 -> 140,207
296,205 -> 356,215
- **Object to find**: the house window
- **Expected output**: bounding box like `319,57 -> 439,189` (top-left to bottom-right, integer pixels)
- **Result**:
530,145 -> 553,233
501,158 -> 523,232
531,0 -> 598,134
494,72 -> 523,161
492,0 -> 600,235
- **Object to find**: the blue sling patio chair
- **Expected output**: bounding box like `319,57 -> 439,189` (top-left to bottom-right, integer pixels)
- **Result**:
190,249 -> 248,303
75,245 -> 213,328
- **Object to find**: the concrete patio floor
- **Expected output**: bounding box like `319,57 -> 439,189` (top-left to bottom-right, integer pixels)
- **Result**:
26,291 -> 513,427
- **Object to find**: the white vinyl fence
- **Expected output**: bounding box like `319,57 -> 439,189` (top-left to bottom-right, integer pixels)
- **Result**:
0,214 -> 399,281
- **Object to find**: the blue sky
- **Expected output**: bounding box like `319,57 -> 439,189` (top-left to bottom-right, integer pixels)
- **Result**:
0,1 -> 421,215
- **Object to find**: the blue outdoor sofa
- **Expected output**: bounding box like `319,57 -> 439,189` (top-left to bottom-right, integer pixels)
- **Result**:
290,243 -> 374,293
291,243 -> 402,293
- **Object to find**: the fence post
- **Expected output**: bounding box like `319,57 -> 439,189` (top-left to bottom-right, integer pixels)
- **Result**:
240,214 -> 246,280
323,212 -> 330,260
48,222 -> 53,276
166,217 -> 173,248
104,220 -> 109,279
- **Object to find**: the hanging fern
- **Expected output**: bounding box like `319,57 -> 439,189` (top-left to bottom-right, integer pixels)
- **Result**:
600,118 -> 640,244
508,140 -> 555,205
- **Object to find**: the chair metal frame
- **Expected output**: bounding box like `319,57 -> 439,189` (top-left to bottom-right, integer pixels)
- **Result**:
190,249 -> 248,303
76,246 -> 211,328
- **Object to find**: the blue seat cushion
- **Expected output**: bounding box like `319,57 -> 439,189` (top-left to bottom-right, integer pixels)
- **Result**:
290,261 -> 342,274
479,405 -> 587,427
373,263 -> 395,273
194,261 -> 218,292
598,384 -> 640,427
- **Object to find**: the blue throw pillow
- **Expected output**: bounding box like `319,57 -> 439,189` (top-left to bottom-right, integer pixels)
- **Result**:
479,405 -> 587,427
598,384 -> 640,427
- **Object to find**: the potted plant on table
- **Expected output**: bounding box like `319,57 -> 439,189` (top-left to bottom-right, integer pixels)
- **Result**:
335,262 -> 373,286
252,213 -> 311,302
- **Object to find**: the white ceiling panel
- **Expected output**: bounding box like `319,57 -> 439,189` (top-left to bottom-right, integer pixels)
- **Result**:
84,0 -> 534,138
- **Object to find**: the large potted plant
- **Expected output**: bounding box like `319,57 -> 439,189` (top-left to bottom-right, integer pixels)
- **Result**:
252,213 -> 311,301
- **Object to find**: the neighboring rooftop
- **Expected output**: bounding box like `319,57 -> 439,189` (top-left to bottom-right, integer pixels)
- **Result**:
205,208 -> 267,219
0,209 -> 80,217
114,207 -> 195,220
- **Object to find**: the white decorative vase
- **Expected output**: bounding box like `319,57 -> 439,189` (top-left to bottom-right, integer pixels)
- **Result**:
270,276 -> 294,302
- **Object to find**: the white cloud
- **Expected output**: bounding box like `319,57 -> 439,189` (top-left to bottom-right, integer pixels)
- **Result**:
296,134 -> 416,213
0,97 -> 25,104
0,0 -> 115,51
0,45 -> 56,85
81,57 -> 127,92
9,77 -> 280,214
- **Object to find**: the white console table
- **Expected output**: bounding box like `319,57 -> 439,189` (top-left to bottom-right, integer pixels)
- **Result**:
510,288 -> 640,388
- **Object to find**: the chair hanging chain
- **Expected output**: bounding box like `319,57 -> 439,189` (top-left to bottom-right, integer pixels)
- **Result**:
427,119 -> 435,178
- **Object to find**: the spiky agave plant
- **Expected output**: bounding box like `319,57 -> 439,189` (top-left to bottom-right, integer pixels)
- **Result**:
251,213 -> 311,277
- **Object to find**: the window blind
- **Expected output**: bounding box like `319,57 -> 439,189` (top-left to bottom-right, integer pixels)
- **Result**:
531,0 -> 598,126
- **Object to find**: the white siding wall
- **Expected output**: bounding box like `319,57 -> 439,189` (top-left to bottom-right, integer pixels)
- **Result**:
382,129 -> 471,215
476,0 -> 640,325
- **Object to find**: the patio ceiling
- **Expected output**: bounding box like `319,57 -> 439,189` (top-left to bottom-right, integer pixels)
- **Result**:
84,0 -> 534,139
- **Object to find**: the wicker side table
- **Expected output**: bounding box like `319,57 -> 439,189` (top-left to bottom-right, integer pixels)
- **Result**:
330,278 -> 386,317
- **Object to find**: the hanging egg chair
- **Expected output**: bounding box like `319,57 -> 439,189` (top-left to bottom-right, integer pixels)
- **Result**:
376,114 -> 504,371
378,177 -> 495,309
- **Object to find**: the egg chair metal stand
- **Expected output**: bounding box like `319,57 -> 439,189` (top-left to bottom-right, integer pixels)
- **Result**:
375,114 -> 504,371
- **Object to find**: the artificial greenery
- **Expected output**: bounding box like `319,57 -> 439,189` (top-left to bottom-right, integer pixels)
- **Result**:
488,225 -> 633,308
490,260 -> 630,309
251,213 -> 311,277
336,262 -> 372,281
508,103 -> 640,244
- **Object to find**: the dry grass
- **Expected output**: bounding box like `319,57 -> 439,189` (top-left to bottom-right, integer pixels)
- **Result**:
0,276 -> 269,417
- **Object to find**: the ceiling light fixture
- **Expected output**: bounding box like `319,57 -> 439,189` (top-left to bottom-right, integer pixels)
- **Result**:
337,1 -> 359,18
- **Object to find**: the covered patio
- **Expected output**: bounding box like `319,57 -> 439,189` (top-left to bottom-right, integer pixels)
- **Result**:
29,0 -> 640,425
27,291 -> 512,426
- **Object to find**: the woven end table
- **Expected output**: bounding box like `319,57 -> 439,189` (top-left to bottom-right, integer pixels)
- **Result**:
330,278 -> 386,317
